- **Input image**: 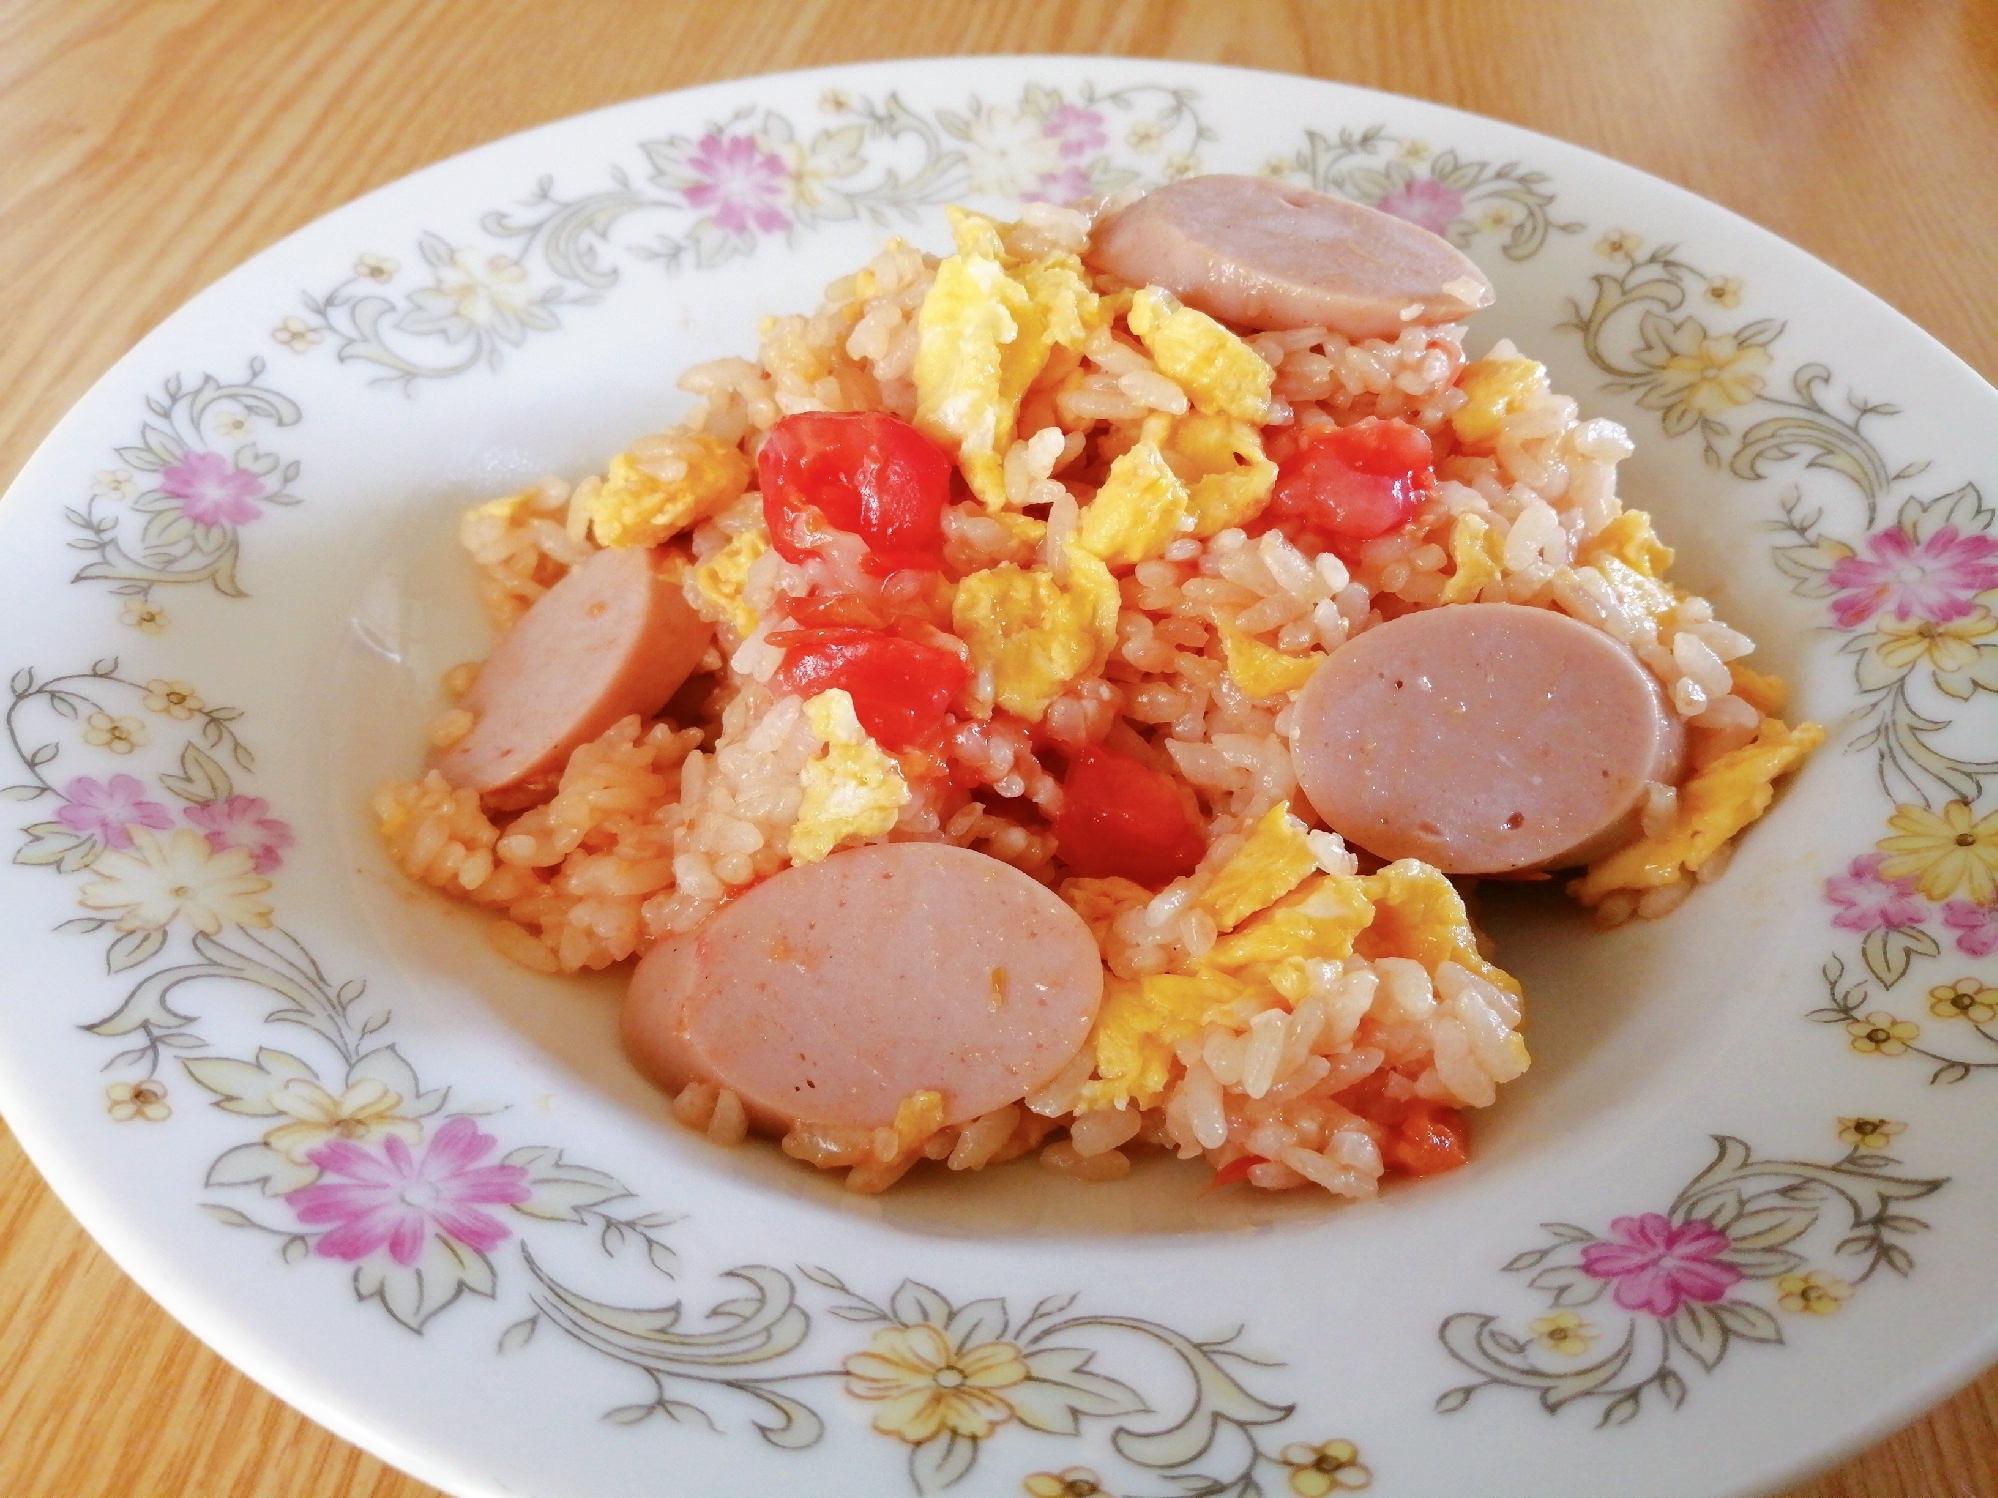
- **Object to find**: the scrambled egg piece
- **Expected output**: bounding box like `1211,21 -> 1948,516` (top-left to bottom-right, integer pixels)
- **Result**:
1578,509 -> 1675,579
1573,718 -> 1825,904
587,437 -> 752,549
950,539 -> 1120,720
1591,554 -> 1678,627
1218,619 -> 1323,699
1077,439 -> 1189,566
789,690 -> 910,864
913,207 -> 1100,510
689,529 -> 769,643
1164,412 -> 1279,536
1200,803 -> 1321,933
1441,512 -> 1505,604
1728,661 -> 1788,716
1079,853 -> 1528,1109
1354,860 -> 1520,997
1205,873 -> 1376,971
1127,288 -> 1273,425
1450,358 -> 1548,451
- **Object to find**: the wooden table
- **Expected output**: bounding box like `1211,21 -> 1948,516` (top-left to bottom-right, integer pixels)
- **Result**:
2,3 -> 1994,1495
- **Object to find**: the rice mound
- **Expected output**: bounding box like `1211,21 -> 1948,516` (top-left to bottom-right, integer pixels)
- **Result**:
376,196 -> 1819,1198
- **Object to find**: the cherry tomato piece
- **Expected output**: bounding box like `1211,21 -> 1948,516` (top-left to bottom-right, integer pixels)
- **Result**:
1205,1154 -> 1266,1190
758,412 -> 952,570
1262,419 -> 1434,554
771,627 -> 967,750
1387,1099 -> 1469,1176
1052,745 -> 1206,886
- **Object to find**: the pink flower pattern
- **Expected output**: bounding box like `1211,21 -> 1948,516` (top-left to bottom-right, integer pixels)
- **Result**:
185,794 -> 295,874
1943,899 -> 1998,958
288,1116 -> 530,1266
1824,853 -> 1928,933
1025,165 -> 1096,205
1579,1213 -> 1742,1317
1041,104 -> 1107,159
1373,178 -> 1464,236
1825,525 -> 1998,630
57,775 -> 174,850
160,450 -> 266,528
681,133 -> 792,235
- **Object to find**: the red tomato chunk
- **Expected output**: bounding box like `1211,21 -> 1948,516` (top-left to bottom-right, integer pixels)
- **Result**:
1052,745 -> 1206,886
770,627 -> 966,750
1261,418 -> 1434,556
1334,1070 -> 1470,1177
757,411 -> 952,573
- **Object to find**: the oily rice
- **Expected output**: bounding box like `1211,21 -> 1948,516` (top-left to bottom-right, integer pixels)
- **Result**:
378,192 -> 1813,1199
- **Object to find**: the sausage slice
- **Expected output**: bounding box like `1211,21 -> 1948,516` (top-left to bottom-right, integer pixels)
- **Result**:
1085,174 -> 1494,339
621,843 -> 1104,1134
1288,603 -> 1685,873
436,545 -> 712,796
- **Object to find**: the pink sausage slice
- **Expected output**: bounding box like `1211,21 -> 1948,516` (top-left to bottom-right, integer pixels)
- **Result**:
436,545 -> 712,796
621,843 -> 1103,1134
1289,604 -> 1685,874
1086,174 -> 1494,339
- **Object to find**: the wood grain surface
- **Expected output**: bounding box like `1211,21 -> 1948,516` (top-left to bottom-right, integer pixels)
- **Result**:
1,3 -> 1994,1496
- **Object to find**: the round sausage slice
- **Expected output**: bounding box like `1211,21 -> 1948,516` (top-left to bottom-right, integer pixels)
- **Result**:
1086,174 -> 1494,339
621,843 -> 1103,1134
1288,603 -> 1685,874
436,545 -> 712,796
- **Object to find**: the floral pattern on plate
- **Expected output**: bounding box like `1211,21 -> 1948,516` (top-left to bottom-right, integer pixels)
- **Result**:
1435,1128 -> 1949,1426
6,656 -> 1349,1492
1561,233 -> 1998,1082
68,364 -> 304,628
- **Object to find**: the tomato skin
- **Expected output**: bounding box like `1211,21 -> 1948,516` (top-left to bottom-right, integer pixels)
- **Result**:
1262,419 -> 1435,555
770,627 -> 967,750
757,412 -> 952,570
1388,1099 -> 1469,1176
1331,1072 -> 1470,1178
1052,745 -> 1206,886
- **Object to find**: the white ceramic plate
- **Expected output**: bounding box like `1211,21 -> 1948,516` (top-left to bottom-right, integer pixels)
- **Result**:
2,57 -> 1994,1498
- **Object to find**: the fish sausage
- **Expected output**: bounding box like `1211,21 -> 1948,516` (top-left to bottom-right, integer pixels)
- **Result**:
1085,173 -> 1494,339
436,545 -> 711,796
621,843 -> 1103,1134
1289,603 -> 1685,874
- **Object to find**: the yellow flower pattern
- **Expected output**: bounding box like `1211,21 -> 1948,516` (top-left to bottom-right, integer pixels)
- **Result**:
1877,799 -> 1998,904
77,827 -> 273,935
83,712 -> 147,754
262,1077 -> 423,1165
105,1079 -> 170,1122
1870,608 -> 1997,675
1928,978 -> 1998,1023
1777,1271 -> 1853,1316
1837,1117 -> 1905,1151
1024,1469 -> 1103,1497
142,679 -> 205,720
1279,1439 -> 1373,1495
1845,1010 -> 1919,1056
1529,1310 -> 1595,1357
844,1322 -> 1031,1443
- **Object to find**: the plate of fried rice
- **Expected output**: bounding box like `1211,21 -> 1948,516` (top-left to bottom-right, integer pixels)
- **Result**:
0,56 -> 1993,1498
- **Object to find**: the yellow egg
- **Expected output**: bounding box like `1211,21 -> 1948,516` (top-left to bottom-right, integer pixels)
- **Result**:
1198,803 -> 1321,931
788,690 -> 910,864
1578,509 -> 1675,579
912,208 -> 1100,511
689,529 -> 769,644
1450,358 -> 1547,452
1355,860 -> 1520,998
1076,439 -> 1189,566
1080,971 -> 1249,1111
1440,511 -> 1505,603
1162,412 -> 1278,536
587,436 -> 752,549
1592,554 -> 1679,628
1217,619 -> 1323,699
1127,287 -> 1272,425
950,539 -> 1119,720
1204,872 -> 1375,971
1574,718 -> 1825,904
